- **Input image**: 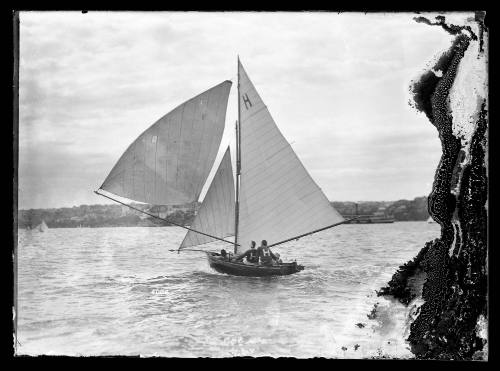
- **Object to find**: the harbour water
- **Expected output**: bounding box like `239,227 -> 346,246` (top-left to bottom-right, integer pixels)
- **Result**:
16,221 -> 440,358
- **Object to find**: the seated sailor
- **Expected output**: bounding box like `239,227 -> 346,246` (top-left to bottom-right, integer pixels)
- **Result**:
234,241 -> 259,264
257,240 -> 278,266
274,253 -> 283,264
220,249 -> 228,260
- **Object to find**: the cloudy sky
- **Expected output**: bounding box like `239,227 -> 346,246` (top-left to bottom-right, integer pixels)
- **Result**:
18,11 -> 468,209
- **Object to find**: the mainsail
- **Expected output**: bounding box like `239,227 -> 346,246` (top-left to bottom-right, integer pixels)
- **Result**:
100,80 -> 232,205
180,147 -> 235,249
235,61 -> 344,253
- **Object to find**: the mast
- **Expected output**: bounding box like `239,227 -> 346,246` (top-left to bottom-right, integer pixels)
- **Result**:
234,56 -> 242,254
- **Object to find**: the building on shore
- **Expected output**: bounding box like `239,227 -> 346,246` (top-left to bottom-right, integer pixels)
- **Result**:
342,203 -> 395,224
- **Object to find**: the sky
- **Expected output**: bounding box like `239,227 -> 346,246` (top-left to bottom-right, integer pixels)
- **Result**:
18,11 -> 471,209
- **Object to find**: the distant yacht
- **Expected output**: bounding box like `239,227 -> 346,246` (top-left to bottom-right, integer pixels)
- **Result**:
427,216 -> 436,224
36,220 -> 49,232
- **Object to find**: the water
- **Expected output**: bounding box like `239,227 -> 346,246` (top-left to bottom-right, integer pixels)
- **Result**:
16,222 -> 440,358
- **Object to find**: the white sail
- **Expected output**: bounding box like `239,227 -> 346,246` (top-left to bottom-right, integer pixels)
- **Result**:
37,220 -> 48,232
101,80 -> 232,205
180,147 -> 235,249
236,61 -> 344,253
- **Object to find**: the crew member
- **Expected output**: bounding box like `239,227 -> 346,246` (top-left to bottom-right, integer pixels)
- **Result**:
234,241 -> 259,264
257,240 -> 278,266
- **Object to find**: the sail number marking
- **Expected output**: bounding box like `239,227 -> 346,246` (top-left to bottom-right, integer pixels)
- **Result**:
242,93 -> 253,110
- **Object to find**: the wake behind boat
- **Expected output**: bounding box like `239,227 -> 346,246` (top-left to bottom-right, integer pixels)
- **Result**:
96,58 -> 353,277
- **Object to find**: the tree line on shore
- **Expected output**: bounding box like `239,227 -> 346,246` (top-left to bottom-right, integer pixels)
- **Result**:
17,203 -> 196,229
331,196 -> 430,221
17,196 -> 430,229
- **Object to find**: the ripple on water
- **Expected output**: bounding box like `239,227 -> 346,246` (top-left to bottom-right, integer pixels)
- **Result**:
16,223 -> 438,357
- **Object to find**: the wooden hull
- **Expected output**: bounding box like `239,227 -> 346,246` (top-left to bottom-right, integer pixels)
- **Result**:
206,252 -> 304,277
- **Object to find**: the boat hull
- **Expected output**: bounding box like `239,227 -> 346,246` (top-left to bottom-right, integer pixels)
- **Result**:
206,252 -> 304,277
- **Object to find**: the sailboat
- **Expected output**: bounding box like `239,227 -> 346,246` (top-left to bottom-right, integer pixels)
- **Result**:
96,59 -> 350,277
36,220 -> 49,232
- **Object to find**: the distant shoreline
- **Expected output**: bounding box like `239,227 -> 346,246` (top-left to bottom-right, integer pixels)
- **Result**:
17,196 -> 432,229
18,220 -> 435,230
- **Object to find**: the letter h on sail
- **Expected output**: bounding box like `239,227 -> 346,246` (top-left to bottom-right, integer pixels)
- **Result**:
242,93 -> 252,110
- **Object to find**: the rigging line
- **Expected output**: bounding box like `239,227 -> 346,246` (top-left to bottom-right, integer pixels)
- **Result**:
267,216 -> 363,248
94,189 -> 238,247
168,249 -> 212,254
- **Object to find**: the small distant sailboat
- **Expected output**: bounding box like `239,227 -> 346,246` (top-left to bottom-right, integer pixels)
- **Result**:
427,216 -> 436,224
96,59 -> 353,276
36,220 -> 49,232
